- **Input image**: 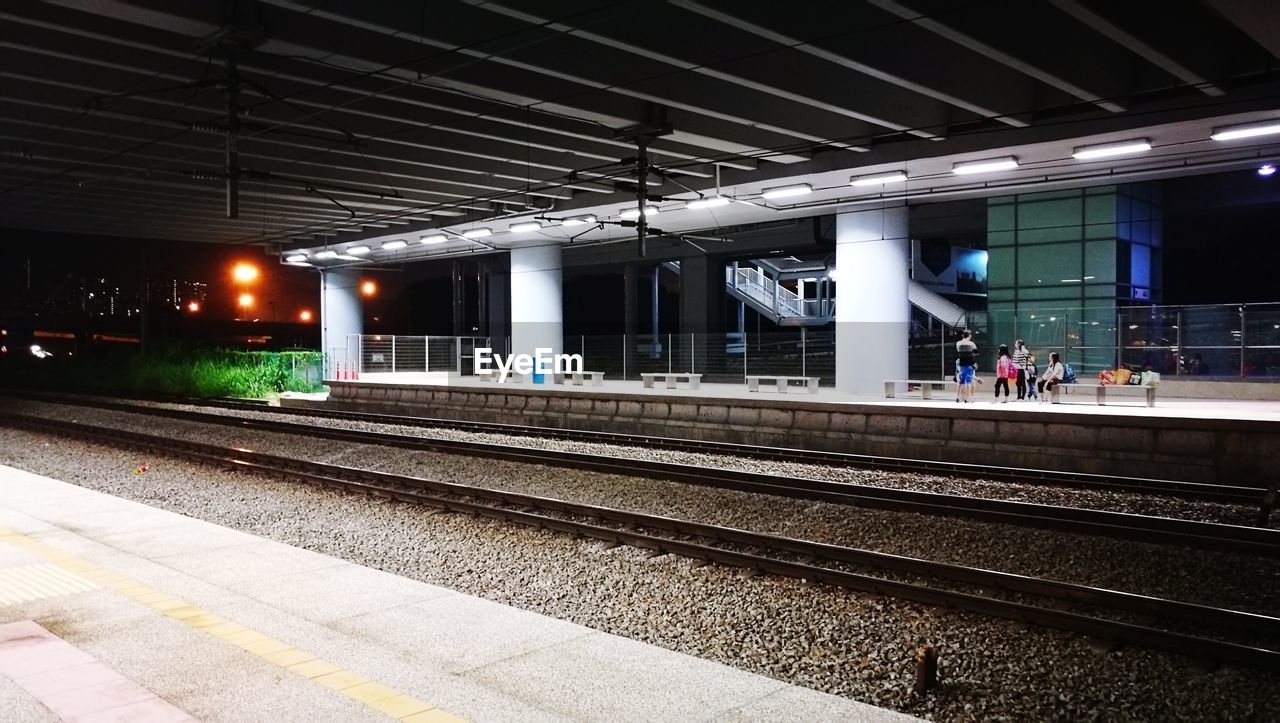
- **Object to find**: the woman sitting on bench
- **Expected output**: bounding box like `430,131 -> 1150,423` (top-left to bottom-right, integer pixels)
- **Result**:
1038,352 -> 1065,403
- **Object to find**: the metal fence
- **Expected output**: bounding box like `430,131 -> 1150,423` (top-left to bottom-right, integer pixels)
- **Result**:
325,303 -> 1280,384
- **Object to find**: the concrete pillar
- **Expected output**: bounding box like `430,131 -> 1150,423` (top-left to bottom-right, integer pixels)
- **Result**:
678,256 -> 724,334
836,206 -> 910,394
320,268 -> 363,377
509,243 -> 562,360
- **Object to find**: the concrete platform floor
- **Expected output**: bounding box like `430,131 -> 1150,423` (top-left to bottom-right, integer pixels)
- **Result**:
0,465 -> 915,723
341,373 -> 1280,422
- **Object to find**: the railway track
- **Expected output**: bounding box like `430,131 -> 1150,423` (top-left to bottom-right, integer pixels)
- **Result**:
5,396 -> 1278,556
5,412 -> 1279,673
8,389 -> 1264,504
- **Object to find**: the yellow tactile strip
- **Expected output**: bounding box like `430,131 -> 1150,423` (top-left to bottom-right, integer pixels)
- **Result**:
0,563 -> 99,604
0,527 -> 464,723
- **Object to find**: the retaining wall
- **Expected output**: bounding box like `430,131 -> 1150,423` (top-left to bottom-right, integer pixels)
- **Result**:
298,382 -> 1280,486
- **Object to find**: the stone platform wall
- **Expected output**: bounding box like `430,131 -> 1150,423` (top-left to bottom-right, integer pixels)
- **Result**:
301,382 -> 1280,486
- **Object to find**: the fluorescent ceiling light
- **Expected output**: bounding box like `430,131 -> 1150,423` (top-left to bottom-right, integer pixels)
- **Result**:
509,221 -> 543,233
619,206 -> 658,219
1211,120 -> 1280,141
850,171 -> 907,187
1072,139 -> 1151,160
285,254 -> 308,263
420,234 -> 448,244
761,183 -> 812,199
462,227 -> 492,239
561,215 -> 597,226
685,195 -> 731,209
952,157 -> 1019,175
381,239 -> 407,250
314,250 -> 338,259
347,245 -> 371,255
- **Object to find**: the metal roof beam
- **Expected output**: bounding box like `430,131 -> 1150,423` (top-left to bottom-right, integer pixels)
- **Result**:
668,0 -> 1027,128
864,0 -> 1126,113
1049,0 -> 1225,97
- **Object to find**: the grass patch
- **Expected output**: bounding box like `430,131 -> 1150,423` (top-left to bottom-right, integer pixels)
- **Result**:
7,347 -> 325,399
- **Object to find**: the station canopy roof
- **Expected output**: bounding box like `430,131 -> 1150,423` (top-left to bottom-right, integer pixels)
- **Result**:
2,0 -> 1280,265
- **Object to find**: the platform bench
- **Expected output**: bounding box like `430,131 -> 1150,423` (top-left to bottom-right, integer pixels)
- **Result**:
553,370 -> 605,386
746,375 -> 819,394
641,372 -> 702,390
883,379 -> 958,400
1050,382 -> 1156,407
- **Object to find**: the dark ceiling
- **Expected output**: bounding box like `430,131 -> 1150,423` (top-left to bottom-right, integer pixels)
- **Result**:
1,0 -> 1278,247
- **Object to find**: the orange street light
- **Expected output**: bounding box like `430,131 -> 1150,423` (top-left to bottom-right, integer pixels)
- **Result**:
186,300 -> 200,313
238,293 -> 254,309
299,309 -> 313,322
232,263 -> 259,283
361,280 -> 377,297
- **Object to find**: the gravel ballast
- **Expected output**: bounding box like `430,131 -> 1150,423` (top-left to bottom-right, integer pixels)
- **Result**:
12,399 -> 1280,617
2,425 -> 1279,722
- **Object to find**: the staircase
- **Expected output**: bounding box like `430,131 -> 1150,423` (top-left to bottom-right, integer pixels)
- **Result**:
724,265 -> 833,326
722,261 -> 968,329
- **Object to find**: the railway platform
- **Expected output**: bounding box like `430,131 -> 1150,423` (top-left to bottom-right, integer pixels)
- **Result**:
310,378 -> 1280,486
0,465 -> 915,723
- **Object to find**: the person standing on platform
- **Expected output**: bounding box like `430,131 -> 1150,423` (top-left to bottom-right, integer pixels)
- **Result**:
1013,339 -> 1031,400
955,329 -> 978,403
1025,353 -> 1039,401
994,345 -> 1014,402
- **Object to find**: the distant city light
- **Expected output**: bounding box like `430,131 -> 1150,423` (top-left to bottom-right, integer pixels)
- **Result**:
238,293 -> 254,309
1259,163 -> 1277,177
299,309 -> 313,322
232,263 -> 259,283
361,280 -> 377,297
187,300 -> 200,313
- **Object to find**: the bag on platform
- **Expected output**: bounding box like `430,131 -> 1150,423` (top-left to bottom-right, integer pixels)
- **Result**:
1113,368 -> 1132,386
1064,364 -> 1077,384
1140,371 -> 1161,387
1098,369 -> 1116,385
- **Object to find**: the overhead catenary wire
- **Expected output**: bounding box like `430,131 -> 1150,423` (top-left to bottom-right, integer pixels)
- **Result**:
2,2 -> 1277,244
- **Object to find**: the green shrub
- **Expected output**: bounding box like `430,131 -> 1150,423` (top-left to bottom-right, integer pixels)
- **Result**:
7,346 -> 325,399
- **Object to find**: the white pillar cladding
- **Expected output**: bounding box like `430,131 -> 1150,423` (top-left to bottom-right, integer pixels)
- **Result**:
835,206 -> 910,394
509,242 -> 563,360
320,268 -> 363,376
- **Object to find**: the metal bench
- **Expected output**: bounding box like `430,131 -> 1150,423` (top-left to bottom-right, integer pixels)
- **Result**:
746,375 -> 819,394
883,379 -> 958,399
641,372 -> 702,390
1051,382 -> 1156,407
553,371 -> 605,386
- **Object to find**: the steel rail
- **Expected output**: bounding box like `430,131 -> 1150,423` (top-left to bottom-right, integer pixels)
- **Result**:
6,396 -> 1278,556
10,389 -> 1260,504
6,412 -> 1279,672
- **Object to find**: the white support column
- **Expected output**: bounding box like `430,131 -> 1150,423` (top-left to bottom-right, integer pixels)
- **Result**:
836,206 -> 910,394
510,243 -> 563,363
320,268 -> 363,378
